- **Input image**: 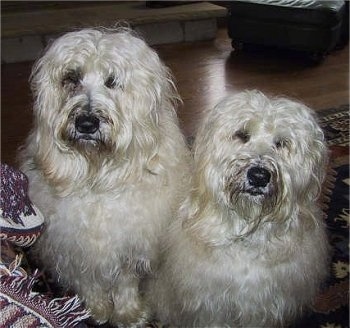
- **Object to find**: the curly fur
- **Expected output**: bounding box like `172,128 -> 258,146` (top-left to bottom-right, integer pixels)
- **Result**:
19,27 -> 190,326
149,90 -> 329,327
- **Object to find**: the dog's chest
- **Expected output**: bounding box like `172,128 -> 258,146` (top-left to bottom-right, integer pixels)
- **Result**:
47,190 -> 163,250
191,245 -> 284,292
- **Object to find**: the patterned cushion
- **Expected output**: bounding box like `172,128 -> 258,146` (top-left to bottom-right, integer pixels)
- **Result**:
0,163 -> 90,327
0,163 -> 44,247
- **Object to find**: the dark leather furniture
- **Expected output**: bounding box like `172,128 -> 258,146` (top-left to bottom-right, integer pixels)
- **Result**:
228,0 -> 347,61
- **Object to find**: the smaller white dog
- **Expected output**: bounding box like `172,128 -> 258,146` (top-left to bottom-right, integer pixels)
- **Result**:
150,90 -> 329,327
20,27 -> 190,326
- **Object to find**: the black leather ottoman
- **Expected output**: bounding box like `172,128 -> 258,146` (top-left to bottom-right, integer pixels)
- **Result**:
228,0 -> 346,61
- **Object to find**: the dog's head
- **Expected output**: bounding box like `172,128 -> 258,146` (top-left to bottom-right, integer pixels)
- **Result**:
193,90 -> 328,232
27,28 -> 179,192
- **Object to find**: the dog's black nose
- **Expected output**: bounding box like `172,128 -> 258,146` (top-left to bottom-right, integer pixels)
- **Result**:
75,115 -> 99,134
247,167 -> 271,188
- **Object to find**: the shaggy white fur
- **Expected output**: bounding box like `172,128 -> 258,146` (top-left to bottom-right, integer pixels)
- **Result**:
150,90 -> 330,327
19,27 -> 190,326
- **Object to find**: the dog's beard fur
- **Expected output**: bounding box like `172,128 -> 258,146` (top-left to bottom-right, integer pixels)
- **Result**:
61,102 -> 115,155
225,158 -> 283,235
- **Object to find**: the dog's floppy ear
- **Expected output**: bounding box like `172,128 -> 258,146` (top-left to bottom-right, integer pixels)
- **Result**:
294,105 -> 329,202
306,123 -> 329,201
30,50 -> 61,122
110,29 -> 182,175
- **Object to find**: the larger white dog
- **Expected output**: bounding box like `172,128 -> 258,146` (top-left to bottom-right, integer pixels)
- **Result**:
150,90 -> 329,327
20,28 -> 190,326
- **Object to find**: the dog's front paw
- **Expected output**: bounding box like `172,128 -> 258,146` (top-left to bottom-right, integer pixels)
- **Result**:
84,294 -> 114,325
109,301 -> 149,327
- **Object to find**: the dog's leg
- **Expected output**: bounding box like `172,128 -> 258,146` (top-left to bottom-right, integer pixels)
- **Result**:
78,282 -> 114,324
110,273 -> 149,327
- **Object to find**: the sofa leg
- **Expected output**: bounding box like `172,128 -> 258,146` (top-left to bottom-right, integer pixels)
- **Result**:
231,40 -> 244,51
309,52 -> 327,64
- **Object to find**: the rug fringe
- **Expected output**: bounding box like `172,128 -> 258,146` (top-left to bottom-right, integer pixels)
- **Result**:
0,264 -> 90,327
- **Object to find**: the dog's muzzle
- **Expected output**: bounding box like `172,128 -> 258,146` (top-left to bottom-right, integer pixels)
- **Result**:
75,114 -> 100,136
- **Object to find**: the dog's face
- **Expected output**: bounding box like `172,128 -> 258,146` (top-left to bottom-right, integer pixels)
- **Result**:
194,91 -> 328,228
30,28 -> 176,158
25,28 -> 180,193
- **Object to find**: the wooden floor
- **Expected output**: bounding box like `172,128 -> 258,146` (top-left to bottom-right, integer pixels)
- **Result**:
2,28 -> 349,167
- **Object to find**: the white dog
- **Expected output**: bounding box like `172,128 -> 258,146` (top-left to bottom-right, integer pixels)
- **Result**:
150,90 -> 329,327
20,27 -> 190,326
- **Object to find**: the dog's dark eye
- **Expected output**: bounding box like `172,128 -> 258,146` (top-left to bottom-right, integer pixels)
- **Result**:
275,138 -> 290,149
234,130 -> 250,143
62,70 -> 81,87
105,75 -> 117,89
